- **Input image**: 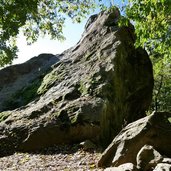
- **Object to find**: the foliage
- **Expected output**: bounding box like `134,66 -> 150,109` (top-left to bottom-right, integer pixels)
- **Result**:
122,0 -> 171,112
0,0 -> 96,67
150,56 -> 171,112
124,0 -> 171,55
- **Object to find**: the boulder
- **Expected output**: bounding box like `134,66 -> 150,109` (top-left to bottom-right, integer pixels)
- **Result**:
0,9 -> 153,156
118,163 -> 137,171
98,112 -> 171,167
153,158 -> 171,171
136,145 -> 163,170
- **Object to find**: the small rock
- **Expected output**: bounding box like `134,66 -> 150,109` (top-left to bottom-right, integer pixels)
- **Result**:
104,163 -> 137,171
162,158 -> 171,164
118,163 -> 137,171
104,167 -> 123,171
80,140 -> 97,150
154,163 -> 171,170
136,145 -> 163,170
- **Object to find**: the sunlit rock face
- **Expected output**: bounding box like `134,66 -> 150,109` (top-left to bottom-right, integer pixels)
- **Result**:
0,9 -> 153,155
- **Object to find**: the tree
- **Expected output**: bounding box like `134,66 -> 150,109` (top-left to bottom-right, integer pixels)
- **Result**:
122,0 -> 171,112
0,0 -> 97,67
150,56 -> 171,112
123,0 -> 171,55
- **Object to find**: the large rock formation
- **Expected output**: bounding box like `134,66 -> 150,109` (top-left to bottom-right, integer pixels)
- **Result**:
0,9 -> 153,156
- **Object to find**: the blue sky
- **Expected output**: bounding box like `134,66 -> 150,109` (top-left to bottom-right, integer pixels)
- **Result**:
13,0 -> 126,64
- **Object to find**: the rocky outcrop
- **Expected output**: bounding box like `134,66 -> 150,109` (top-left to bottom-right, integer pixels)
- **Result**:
0,54 -> 59,112
0,9 -> 153,156
98,111 -> 171,170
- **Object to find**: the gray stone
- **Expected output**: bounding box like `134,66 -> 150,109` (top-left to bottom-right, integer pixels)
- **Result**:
162,158 -> 171,164
98,112 -> 171,167
104,167 -> 123,171
136,145 -> 163,170
118,163 -> 137,171
0,9 -> 153,156
154,163 -> 171,171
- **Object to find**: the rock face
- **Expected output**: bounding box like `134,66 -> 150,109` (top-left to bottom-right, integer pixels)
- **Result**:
0,54 -> 59,112
98,112 -> 171,169
0,9 -> 153,155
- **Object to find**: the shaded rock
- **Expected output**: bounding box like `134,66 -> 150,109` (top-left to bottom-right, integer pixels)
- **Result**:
136,145 -> 163,170
98,112 -> 171,167
0,9 -> 153,156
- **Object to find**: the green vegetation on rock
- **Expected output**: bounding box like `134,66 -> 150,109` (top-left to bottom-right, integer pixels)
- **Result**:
53,106 -> 80,125
37,70 -> 58,95
79,81 -> 89,96
38,64 -> 67,95
0,111 -> 10,122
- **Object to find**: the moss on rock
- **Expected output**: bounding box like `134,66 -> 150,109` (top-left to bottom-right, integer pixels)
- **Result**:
37,66 -> 66,95
0,111 -> 10,122
37,70 -> 58,95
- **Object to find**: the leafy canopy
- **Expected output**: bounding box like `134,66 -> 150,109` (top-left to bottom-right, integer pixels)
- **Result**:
124,0 -> 171,57
123,0 -> 171,111
0,0 -> 97,66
